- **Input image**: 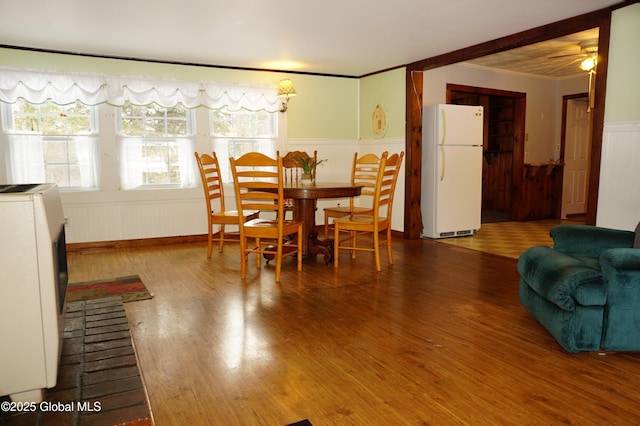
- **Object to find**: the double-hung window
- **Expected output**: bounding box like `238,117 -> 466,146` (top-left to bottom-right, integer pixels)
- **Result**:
211,107 -> 279,182
118,102 -> 196,189
3,99 -> 99,189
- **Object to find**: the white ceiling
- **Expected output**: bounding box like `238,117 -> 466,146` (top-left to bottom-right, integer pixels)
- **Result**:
0,0 -> 621,77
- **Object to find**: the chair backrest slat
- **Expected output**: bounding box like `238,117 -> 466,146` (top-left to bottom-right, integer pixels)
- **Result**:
230,152 -> 285,222
372,152 -> 404,220
350,152 -> 384,210
195,151 -> 226,212
279,150 -> 318,183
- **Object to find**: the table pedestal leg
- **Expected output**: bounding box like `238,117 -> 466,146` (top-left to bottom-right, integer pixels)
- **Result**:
308,231 -> 334,264
294,199 -> 333,264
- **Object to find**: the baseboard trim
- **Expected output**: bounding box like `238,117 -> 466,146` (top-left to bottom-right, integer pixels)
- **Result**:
67,234 -> 208,253
67,228 -> 405,254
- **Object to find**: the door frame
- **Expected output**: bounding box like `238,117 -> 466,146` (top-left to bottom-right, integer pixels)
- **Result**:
446,84 -> 526,220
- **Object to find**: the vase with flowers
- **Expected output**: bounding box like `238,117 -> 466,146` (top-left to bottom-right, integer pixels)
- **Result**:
298,156 -> 327,185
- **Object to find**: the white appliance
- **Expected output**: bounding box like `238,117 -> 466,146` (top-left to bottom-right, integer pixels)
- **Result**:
0,183 -> 68,402
421,104 -> 484,239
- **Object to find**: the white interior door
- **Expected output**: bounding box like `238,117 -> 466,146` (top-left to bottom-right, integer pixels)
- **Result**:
561,98 -> 592,218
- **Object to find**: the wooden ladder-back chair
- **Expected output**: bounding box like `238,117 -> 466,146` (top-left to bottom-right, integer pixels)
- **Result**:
323,151 -> 378,238
333,151 -> 404,272
277,150 -> 318,218
279,150 -> 318,183
194,151 -> 259,258
230,152 -> 303,282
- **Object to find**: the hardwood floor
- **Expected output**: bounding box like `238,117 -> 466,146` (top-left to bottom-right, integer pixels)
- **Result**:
67,234 -> 640,425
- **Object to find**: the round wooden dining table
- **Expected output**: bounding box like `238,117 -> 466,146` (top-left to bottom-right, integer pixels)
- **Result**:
283,181 -> 363,262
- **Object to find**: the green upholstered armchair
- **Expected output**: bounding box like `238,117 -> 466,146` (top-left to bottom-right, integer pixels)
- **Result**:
517,223 -> 640,353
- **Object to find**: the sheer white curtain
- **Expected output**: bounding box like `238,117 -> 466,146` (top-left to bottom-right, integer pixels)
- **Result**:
119,138 -> 144,190
7,134 -> 99,188
74,135 -> 100,188
7,134 -> 46,183
119,137 -> 196,190
118,138 -> 139,190
0,67 -> 280,111
177,138 -> 196,187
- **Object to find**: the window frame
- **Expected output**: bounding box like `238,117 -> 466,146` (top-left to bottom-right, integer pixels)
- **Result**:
2,100 -> 100,190
210,107 -> 281,183
117,102 -> 197,190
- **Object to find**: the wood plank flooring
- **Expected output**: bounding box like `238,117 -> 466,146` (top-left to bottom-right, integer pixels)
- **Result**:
66,232 -> 640,425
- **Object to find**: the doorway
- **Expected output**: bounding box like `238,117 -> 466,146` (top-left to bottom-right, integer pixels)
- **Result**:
560,93 -> 592,220
447,84 -> 526,223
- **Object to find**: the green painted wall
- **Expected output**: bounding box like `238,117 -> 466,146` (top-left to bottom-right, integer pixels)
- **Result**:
0,48 -> 358,140
285,74 -> 358,140
359,68 -> 406,139
605,3 -> 640,123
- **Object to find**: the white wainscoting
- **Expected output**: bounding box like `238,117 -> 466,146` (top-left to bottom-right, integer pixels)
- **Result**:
63,203 -> 123,243
61,189 -> 206,243
121,198 -> 203,240
596,121 -> 640,231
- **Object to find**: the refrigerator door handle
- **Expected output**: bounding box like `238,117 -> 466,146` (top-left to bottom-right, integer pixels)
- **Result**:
440,108 -> 447,181
440,146 -> 446,182
441,108 -> 447,145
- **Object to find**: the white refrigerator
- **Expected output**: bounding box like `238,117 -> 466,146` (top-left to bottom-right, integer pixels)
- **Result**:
421,104 -> 484,239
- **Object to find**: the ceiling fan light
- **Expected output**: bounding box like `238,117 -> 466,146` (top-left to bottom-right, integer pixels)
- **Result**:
580,56 -> 596,71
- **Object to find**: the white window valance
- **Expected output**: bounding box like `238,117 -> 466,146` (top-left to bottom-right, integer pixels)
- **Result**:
0,66 -> 281,112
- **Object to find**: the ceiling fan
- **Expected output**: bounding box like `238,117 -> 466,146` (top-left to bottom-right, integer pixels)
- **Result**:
549,38 -> 599,111
548,39 -> 599,73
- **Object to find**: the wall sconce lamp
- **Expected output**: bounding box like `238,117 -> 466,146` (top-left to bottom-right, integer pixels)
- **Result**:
278,79 -> 297,113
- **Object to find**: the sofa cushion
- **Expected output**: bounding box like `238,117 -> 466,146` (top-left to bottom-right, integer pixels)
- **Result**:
634,221 -> 640,248
517,246 -> 606,311
571,255 -> 601,270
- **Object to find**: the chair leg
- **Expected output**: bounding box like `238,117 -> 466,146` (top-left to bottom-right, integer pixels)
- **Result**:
351,231 -> 357,259
334,224 -> 340,268
255,238 -> 261,269
240,237 -> 247,279
207,223 -> 213,259
386,228 -> 393,265
218,224 -> 225,252
275,239 -> 283,282
373,230 -> 381,272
